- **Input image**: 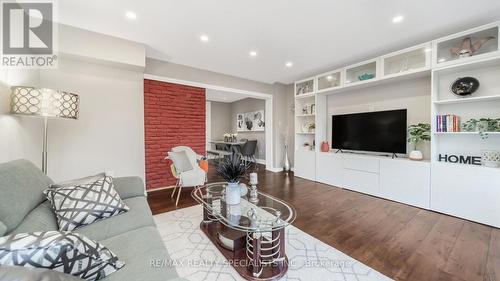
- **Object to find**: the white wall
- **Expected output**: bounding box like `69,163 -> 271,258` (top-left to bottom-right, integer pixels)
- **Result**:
230,98 -> 266,160
326,77 -> 432,159
0,24 -> 146,182
38,58 -> 145,182
0,70 -> 42,166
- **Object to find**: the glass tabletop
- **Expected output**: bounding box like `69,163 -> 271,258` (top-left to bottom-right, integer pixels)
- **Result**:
192,182 -> 296,232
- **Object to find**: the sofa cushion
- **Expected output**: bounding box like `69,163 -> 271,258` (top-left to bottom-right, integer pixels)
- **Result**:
0,266 -> 82,281
45,176 -> 129,231
0,231 -> 124,281
9,201 -> 58,235
75,196 -> 155,241
99,226 -> 179,281
0,160 -> 53,233
0,221 -> 6,237
113,177 -> 146,199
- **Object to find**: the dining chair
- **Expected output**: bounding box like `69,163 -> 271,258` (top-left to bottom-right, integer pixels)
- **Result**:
239,140 -> 257,164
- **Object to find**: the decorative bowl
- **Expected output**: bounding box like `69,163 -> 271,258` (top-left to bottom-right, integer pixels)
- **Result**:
358,73 -> 375,81
450,77 -> 479,96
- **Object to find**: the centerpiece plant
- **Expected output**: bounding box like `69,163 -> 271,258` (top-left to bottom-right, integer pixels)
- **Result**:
217,154 -> 250,205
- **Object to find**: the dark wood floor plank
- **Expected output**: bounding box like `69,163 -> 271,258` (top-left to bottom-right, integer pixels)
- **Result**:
147,166 -> 500,281
485,229 -> 500,281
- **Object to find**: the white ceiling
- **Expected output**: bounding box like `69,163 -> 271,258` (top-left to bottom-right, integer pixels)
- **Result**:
206,89 -> 248,103
58,0 -> 500,84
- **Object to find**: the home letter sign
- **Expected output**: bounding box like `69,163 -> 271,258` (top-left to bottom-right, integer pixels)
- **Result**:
438,154 -> 481,165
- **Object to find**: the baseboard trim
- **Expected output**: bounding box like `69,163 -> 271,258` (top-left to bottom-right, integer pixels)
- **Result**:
266,167 -> 283,173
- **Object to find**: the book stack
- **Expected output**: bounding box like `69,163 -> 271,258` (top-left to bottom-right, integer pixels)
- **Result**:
436,115 -> 460,132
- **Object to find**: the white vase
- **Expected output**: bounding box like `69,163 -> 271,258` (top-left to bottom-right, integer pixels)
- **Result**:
409,150 -> 423,161
225,182 -> 241,205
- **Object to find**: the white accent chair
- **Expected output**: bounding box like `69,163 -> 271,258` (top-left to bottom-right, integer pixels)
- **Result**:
165,146 -> 207,206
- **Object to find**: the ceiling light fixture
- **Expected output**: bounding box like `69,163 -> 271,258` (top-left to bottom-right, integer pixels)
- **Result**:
326,75 -> 333,81
392,15 -> 404,23
249,51 -> 258,57
200,35 -> 209,42
125,11 -> 137,20
285,61 -> 293,68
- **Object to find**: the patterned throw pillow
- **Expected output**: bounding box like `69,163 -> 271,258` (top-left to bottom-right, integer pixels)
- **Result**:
44,176 -> 129,231
0,231 -> 124,281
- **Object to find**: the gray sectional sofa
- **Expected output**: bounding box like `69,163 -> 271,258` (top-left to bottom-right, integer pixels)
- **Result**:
0,159 -> 184,281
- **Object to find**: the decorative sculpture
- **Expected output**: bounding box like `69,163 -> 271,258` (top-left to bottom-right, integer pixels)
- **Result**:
450,36 -> 495,58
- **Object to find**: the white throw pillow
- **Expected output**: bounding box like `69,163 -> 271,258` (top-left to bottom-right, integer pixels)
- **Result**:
168,150 -> 194,173
0,231 -> 124,281
44,176 -> 129,231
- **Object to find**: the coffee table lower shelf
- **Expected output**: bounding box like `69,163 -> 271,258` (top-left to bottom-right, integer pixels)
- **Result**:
200,221 -> 288,281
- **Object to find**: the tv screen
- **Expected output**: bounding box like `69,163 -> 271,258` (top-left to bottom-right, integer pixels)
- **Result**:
332,109 -> 407,154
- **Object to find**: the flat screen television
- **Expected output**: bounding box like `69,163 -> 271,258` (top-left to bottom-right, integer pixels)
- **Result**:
331,109 -> 407,154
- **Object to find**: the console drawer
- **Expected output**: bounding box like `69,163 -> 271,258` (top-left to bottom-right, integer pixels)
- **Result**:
343,169 -> 380,196
343,155 -> 380,173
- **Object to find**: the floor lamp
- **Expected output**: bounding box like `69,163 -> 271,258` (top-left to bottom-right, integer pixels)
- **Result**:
10,86 -> 80,174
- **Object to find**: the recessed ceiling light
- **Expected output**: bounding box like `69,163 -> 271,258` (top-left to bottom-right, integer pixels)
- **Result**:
125,11 -> 137,20
326,75 -> 333,81
392,15 -> 404,23
249,51 -> 258,57
200,35 -> 209,42
285,61 -> 293,67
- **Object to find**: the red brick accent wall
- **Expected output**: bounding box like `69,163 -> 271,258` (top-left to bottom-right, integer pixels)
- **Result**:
144,79 -> 206,190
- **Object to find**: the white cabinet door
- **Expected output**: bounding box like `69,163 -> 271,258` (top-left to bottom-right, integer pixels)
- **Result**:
294,150 -> 316,181
380,159 -> 431,209
316,152 -> 343,187
343,169 -> 380,196
431,162 -> 500,228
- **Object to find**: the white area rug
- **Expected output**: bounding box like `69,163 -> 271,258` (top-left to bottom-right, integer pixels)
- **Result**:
154,205 -> 392,281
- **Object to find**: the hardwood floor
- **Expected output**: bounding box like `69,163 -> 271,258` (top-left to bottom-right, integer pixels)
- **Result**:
147,164 -> 500,281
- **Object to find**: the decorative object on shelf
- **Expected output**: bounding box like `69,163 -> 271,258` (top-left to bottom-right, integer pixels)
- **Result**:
472,118 -> 500,139
217,154 -> 250,205
307,122 -> 315,133
10,86 -> 80,175
358,73 -> 375,81
249,172 -> 259,203
320,141 -> 330,152
450,77 -> 480,96
450,36 -> 495,58
237,110 -> 265,132
311,104 -> 316,114
436,115 -> 460,132
296,80 -> 314,95
438,153 -> 482,165
303,142 -> 310,149
481,150 -> 500,168
407,123 -> 431,161
461,119 -> 477,132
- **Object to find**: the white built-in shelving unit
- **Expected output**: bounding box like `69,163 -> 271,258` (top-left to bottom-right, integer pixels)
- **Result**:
294,21 -> 500,227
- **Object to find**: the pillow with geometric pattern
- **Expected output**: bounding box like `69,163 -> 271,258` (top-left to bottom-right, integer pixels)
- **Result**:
44,176 -> 129,231
0,231 -> 124,281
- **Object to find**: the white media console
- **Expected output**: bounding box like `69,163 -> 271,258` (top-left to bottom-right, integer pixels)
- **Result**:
293,21 -> 500,228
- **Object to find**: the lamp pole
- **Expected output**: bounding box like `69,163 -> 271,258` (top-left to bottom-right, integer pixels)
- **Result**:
42,116 -> 48,174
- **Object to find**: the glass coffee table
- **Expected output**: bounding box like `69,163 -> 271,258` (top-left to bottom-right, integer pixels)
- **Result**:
192,182 -> 296,280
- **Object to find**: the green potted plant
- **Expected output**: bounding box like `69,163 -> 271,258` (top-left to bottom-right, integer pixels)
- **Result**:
407,123 -> 431,160
216,154 -> 249,205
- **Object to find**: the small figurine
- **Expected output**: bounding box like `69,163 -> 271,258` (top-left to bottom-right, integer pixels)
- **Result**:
450,36 -> 495,58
